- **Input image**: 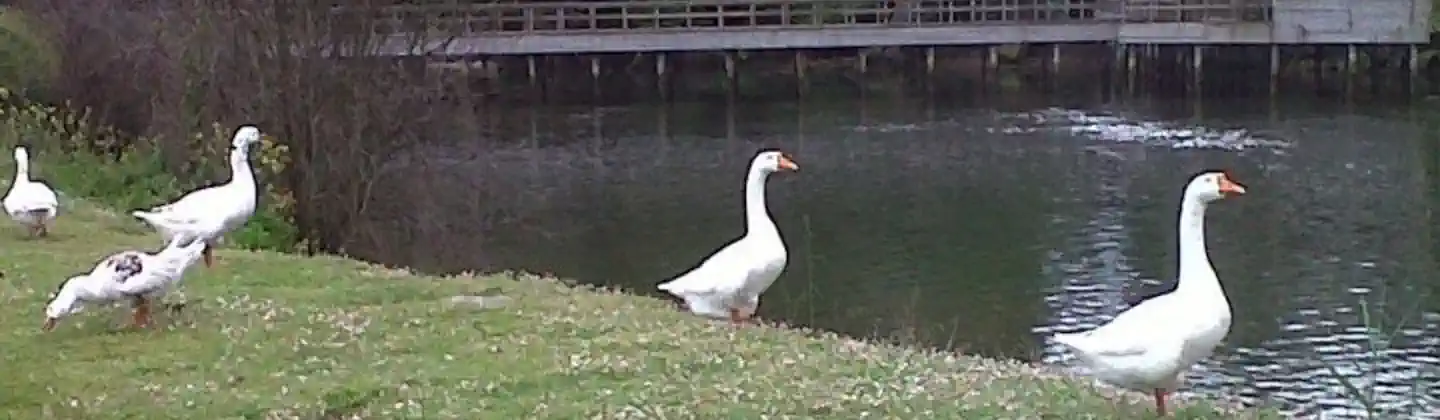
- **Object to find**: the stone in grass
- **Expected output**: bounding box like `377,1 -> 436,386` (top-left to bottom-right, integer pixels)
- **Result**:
446,295 -> 512,310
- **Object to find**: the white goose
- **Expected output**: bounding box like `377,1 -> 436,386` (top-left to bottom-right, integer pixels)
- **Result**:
658,149 -> 799,325
43,236 -> 209,331
3,146 -> 59,237
1050,169 -> 1247,416
131,125 -> 261,268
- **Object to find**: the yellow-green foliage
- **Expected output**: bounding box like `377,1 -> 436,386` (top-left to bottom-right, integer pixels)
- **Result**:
0,88 -> 297,250
0,8 -> 59,98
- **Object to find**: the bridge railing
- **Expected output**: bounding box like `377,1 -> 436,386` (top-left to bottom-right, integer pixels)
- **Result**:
341,0 -> 1271,36
347,0 -> 1100,34
1120,0 -> 1272,23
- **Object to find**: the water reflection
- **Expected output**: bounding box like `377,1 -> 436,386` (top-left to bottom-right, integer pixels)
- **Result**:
348,98 -> 1440,418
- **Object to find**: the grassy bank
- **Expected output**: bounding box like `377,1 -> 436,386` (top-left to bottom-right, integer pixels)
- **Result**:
0,195 -> 1280,417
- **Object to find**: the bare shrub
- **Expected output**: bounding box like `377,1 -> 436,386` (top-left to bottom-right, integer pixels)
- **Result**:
16,0 -> 468,253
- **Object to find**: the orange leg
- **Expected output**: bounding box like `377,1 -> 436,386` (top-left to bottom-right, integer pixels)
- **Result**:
132,298 -> 152,328
203,247 -> 214,267
727,308 -> 746,326
1153,389 -> 1168,416
728,307 -> 758,326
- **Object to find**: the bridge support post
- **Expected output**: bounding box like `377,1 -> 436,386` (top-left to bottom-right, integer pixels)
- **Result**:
1269,44 -> 1280,97
590,57 -> 602,102
856,50 -> 869,97
1409,44 -> 1420,97
526,56 -> 539,99
985,45 -> 998,87
1191,45 -> 1204,97
1345,44 -> 1357,99
1049,44 -> 1061,91
925,47 -> 936,77
724,51 -> 738,101
1110,44 -> 1124,96
656,53 -> 668,101
475,57 -> 490,95
1126,45 -> 1137,95
1140,44 -> 1152,90
795,50 -> 809,97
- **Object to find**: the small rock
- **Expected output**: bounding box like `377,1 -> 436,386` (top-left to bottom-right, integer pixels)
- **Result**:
446,295 -> 512,310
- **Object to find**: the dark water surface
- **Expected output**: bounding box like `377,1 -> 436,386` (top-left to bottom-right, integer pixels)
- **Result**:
351,96 -> 1440,418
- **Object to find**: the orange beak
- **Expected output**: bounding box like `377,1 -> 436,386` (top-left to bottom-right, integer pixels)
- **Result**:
1219,176 -> 1247,197
42,317 -> 57,332
778,155 -> 799,172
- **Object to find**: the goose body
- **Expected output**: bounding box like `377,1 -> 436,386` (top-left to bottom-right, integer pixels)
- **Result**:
43,236 -> 209,331
3,147 -> 59,237
1050,170 -> 1247,416
658,149 -> 799,324
132,125 -> 262,267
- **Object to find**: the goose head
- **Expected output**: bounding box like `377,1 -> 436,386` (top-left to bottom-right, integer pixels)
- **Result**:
13,146 -> 29,164
231,124 -> 262,151
752,149 -> 799,174
1184,169 -> 1246,203
42,276 -> 84,331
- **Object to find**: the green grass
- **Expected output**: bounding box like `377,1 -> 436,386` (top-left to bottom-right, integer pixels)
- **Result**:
0,196 -> 1279,419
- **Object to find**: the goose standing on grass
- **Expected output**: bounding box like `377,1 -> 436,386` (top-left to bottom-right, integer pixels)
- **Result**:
658,149 -> 799,325
131,125 -> 261,268
1050,169 -> 1247,416
3,146 -> 59,238
42,236 -> 209,331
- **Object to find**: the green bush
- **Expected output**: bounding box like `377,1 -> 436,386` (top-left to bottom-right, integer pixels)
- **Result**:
0,8 -> 58,100
0,89 -> 297,251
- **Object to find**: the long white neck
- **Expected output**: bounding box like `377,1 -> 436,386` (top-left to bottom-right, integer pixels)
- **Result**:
13,153 -> 29,184
743,165 -> 777,237
228,147 -> 256,194
160,241 -> 206,266
46,280 -> 83,317
1176,195 -> 1221,296
69,273 -> 110,301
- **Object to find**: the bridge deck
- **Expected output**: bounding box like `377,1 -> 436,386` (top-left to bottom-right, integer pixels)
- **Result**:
337,0 -> 1431,56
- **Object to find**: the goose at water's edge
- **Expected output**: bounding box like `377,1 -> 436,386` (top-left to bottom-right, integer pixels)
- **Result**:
131,125 -> 262,268
43,236 -> 209,332
657,149 -> 799,325
1050,169 -> 1247,416
2,146 -> 59,238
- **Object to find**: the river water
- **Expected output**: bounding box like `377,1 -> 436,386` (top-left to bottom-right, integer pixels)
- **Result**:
349,95 -> 1440,418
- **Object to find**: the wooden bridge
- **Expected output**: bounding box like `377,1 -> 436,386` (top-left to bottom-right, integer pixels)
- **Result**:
346,0 -> 1433,56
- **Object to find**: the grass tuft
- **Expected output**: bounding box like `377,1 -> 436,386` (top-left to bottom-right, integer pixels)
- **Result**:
1318,296 -> 1437,419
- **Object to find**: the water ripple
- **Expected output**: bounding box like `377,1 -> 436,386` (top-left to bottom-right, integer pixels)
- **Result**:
997,108 -> 1294,151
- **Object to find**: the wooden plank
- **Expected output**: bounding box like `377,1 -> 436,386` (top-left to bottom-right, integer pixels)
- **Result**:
333,0 -> 1432,52
346,0 -> 1109,34
372,23 -> 1122,55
